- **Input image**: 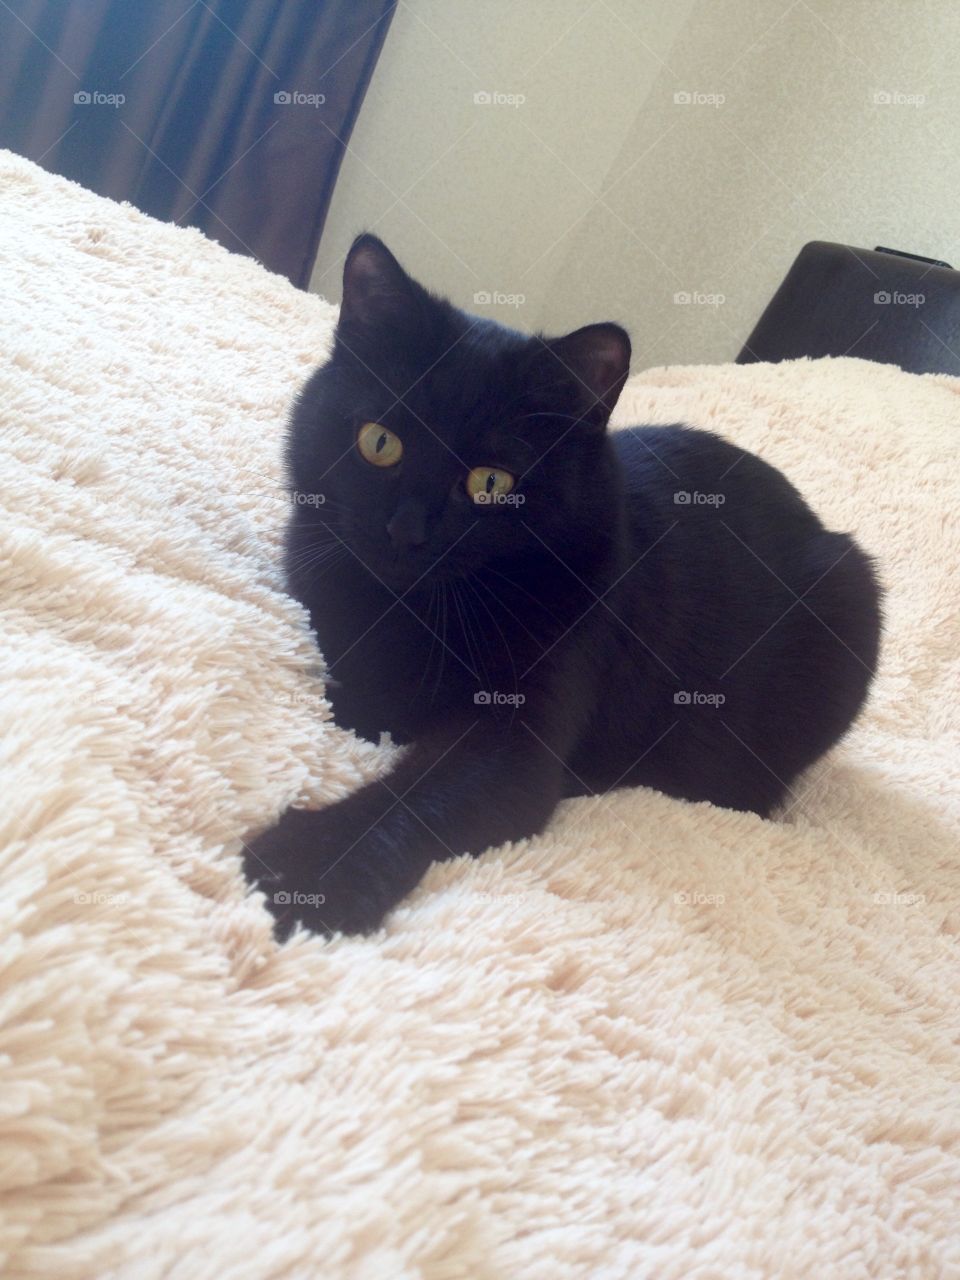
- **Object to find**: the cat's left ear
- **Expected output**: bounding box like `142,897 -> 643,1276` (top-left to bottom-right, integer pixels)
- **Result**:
537,323 -> 631,428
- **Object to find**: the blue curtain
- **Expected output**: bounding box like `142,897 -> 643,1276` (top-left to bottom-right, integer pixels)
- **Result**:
0,0 -> 396,286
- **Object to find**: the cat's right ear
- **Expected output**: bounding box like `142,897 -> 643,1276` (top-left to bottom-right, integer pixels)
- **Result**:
532,323 -> 631,429
339,234 -> 419,332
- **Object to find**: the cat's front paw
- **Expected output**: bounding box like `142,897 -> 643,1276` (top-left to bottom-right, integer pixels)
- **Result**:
242,805 -> 392,939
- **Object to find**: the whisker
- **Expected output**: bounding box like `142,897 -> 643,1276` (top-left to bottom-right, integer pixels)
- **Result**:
460,579 -> 495,700
483,566 -> 566,627
431,583 -> 449,701
416,583 -> 441,697
308,546 -> 349,584
474,573 -> 547,653
286,541 -> 347,576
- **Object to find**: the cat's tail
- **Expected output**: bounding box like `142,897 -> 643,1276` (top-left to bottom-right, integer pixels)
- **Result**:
791,529 -> 883,754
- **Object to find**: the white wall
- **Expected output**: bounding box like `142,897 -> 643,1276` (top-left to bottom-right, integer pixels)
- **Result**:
311,0 -> 960,370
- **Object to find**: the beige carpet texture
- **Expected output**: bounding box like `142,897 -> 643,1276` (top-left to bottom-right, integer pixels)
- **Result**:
1,150 -> 959,1279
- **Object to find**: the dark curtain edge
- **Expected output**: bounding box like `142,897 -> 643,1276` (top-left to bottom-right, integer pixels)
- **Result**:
293,0 -> 397,291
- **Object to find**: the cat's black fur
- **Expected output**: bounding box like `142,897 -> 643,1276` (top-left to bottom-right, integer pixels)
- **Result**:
244,235 -> 882,938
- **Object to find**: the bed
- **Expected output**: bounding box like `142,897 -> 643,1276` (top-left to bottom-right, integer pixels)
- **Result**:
1,149 -> 958,1279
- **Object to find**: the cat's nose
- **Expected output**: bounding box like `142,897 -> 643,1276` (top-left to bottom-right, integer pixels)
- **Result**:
386,500 -> 427,550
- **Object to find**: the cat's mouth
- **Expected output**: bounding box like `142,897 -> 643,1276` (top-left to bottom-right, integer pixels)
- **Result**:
334,520 -> 474,595
306,518 -> 435,593
370,552 -> 450,594
360,541 -> 476,595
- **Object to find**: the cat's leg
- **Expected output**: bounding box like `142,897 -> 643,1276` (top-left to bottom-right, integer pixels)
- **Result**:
243,715 -> 565,938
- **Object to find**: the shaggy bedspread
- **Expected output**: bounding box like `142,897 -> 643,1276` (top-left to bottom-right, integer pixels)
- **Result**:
1,149 -> 959,1279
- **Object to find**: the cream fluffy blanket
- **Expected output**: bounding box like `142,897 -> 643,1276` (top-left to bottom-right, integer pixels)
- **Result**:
1,150 -> 959,1279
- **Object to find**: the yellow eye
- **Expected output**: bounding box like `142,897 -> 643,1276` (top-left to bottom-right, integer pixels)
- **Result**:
357,422 -> 403,467
466,467 -> 516,504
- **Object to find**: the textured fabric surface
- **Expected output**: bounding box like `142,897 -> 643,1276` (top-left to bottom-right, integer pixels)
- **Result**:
1,150 -> 959,1280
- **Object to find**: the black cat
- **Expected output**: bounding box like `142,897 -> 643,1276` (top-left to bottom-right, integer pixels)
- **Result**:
244,234 -> 882,938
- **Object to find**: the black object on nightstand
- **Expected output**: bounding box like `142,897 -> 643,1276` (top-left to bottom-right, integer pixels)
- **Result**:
737,241 -> 960,376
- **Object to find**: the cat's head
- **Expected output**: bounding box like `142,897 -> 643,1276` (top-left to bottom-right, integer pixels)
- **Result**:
287,234 -> 630,592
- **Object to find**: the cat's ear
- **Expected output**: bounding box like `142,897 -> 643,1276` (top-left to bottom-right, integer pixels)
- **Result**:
537,323 -> 631,427
339,234 -> 419,331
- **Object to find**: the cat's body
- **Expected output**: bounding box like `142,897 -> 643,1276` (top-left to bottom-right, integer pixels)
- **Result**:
245,235 -> 882,937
